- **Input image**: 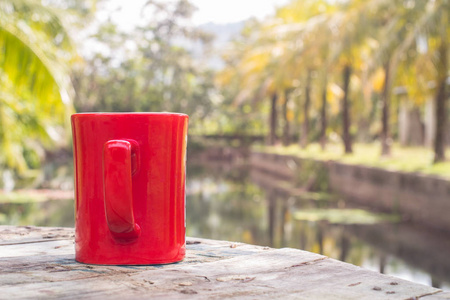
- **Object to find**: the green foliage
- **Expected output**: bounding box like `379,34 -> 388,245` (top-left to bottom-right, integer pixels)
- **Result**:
1,0 -> 449,187
0,199 -> 74,226
0,191 -> 47,203
294,159 -> 329,192
72,0 -> 217,135
0,0 -> 81,176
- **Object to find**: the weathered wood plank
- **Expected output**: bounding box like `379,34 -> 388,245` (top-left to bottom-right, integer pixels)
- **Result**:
0,226 -> 447,299
422,292 -> 450,299
0,226 -> 74,245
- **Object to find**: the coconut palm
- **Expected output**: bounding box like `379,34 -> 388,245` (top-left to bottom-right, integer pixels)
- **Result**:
0,0 -> 75,175
395,0 -> 448,162
324,0 -> 384,153
229,0 -> 334,147
366,0 -> 448,161
275,0 -> 378,153
273,0 -> 334,147
217,20 -> 296,145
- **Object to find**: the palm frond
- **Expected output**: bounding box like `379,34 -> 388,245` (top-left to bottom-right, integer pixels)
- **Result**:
0,0 -> 76,173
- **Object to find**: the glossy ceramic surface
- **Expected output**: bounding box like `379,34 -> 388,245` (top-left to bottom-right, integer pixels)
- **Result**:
71,113 -> 188,265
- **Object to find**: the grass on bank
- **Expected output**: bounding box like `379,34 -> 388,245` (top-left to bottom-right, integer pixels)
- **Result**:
293,208 -> 401,224
0,190 -> 74,204
254,143 -> 450,179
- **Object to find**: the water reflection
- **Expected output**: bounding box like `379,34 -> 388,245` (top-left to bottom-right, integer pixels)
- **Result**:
186,162 -> 450,290
0,199 -> 74,227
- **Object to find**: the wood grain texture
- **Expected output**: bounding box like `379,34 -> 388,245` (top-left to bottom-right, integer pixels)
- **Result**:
0,226 -> 447,299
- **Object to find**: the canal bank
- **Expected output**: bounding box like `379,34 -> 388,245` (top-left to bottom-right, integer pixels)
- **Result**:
190,146 -> 450,232
250,151 -> 450,233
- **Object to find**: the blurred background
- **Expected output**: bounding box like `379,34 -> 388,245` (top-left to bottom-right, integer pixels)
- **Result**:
0,0 -> 449,290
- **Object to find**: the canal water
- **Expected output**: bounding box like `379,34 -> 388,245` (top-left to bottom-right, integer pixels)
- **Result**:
1,161 -> 450,290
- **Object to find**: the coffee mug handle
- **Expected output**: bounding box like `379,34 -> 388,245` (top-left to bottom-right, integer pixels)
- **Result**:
103,139 -> 141,240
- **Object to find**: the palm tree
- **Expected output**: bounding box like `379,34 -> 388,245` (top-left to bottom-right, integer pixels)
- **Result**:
217,19 -> 298,145
362,1 -> 399,156
408,1 -> 449,163
300,69 -> 312,148
219,0 -> 344,149
369,0 -> 448,161
434,22 -> 448,162
325,1 -> 373,153
268,0 -> 335,148
341,63 -> 353,153
0,0 -> 75,174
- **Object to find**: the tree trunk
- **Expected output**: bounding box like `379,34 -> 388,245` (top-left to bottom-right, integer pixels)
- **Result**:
282,90 -> 291,146
433,33 -> 448,163
381,59 -> 391,156
339,233 -> 350,262
268,92 -> 278,145
342,64 -> 353,153
320,77 -> 328,150
268,191 -> 276,247
301,69 -> 312,148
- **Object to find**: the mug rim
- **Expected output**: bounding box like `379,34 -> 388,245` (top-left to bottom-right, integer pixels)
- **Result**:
72,112 -> 188,118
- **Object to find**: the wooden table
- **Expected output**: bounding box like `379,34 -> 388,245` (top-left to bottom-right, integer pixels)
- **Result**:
1,226 -> 448,299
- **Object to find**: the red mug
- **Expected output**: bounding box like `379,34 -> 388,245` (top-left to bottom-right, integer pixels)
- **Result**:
71,113 -> 188,264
